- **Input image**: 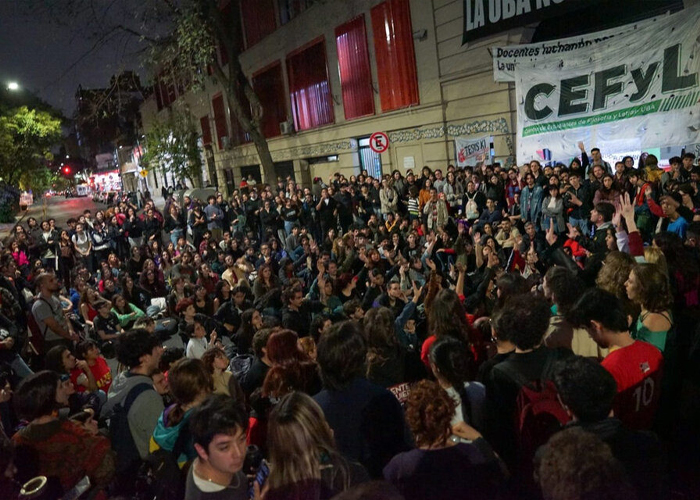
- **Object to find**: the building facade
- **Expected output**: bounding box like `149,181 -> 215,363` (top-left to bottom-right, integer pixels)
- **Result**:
139,0 -> 691,195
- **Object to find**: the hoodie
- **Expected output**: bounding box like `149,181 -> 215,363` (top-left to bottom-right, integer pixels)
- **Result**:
100,370 -> 164,459
150,404 -> 197,466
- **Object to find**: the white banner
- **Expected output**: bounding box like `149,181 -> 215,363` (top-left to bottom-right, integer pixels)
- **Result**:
492,14 -> 666,83
455,136 -> 491,167
515,6 -> 700,163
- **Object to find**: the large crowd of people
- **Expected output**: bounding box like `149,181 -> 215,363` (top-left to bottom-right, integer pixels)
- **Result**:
0,146 -> 699,500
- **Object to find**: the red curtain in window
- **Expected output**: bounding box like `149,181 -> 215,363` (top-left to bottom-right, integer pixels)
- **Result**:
253,63 -> 287,138
240,0 -> 276,48
212,94 -> 229,150
200,116 -> 212,146
336,15 -> 375,120
286,39 -> 335,131
371,0 -> 419,112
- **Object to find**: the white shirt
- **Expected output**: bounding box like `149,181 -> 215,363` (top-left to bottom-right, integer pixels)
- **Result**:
186,337 -> 207,359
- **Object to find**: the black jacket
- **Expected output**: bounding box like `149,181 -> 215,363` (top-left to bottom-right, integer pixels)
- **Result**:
566,418 -> 666,500
314,377 -> 411,479
281,300 -> 325,338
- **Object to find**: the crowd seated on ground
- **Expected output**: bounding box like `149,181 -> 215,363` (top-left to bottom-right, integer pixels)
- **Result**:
0,147 -> 699,499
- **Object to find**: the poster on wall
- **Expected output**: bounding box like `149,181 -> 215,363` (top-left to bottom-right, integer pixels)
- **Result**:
463,0 -> 604,44
515,6 -> 700,162
491,13 -> 666,83
455,136 -> 492,167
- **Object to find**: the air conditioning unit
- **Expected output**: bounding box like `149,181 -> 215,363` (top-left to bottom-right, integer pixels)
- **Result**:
280,120 -> 294,135
221,136 -> 232,150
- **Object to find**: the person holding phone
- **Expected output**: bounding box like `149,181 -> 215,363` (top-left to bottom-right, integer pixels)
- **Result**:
186,394 -> 249,500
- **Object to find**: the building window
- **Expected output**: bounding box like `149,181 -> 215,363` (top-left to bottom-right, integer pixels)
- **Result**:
212,94 -> 229,150
278,0 -> 316,25
240,0 -> 277,48
253,62 -> 288,138
200,116 -> 212,146
336,15 -> 375,120
286,38 -> 335,131
370,0 -> 419,112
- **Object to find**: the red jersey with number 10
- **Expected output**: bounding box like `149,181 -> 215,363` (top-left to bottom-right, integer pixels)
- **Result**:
602,341 -> 663,430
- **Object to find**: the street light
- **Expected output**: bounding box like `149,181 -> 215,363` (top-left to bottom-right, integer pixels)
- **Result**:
7,82 -> 19,91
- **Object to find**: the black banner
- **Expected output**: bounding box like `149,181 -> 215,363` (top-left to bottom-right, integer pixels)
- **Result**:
462,0 -> 602,44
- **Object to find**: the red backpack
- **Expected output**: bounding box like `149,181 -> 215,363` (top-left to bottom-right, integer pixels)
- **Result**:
499,355 -> 571,479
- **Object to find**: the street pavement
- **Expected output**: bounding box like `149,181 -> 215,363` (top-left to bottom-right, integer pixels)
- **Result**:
0,195 -> 102,244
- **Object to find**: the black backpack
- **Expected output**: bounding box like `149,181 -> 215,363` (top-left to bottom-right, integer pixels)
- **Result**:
230,354 -> 254,385
109,382 -> 154,475
134,430 -> 189,500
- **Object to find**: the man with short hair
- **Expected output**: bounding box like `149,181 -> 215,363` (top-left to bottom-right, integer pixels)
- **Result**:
32,273 -> 79,352
678,152 -> 696,183
563,170 -> 590,234
588,202 -> 615,253
374,279 -> 406,318
567,289 -> 663,431
241,328 -> 273,396
281,285 -> 324,336
204,195 -> 224,240
580,142 -> 612,175
553,356 -> 666,500
186,394 -> 249,499
100,329 -> 165,461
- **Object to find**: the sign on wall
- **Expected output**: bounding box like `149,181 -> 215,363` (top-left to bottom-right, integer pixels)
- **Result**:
491,13 -> 665,82
369,132 -> 389,154
455,136 -> 492,166
515,6 -> 700,162
463,0 -> 604,44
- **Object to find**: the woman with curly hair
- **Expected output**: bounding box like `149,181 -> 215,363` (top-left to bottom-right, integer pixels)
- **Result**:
596,251 -> 638,321
625,263 -> 673,352
383,380 -> 504,500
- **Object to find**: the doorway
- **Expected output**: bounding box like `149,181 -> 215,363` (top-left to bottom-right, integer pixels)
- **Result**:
358,136 -> 382,179
274,161 -> 296,183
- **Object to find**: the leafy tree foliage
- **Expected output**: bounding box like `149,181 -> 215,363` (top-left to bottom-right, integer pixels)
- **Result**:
0,106 -> 62,189
141,108 -> 204,187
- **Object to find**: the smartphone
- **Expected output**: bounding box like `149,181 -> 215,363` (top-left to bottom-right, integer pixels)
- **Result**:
248,460 -> 270,498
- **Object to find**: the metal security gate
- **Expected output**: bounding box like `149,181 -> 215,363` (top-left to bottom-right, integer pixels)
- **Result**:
358,137 -> 382,179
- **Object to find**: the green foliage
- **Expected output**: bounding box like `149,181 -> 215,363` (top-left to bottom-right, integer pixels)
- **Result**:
0,106 -> 63,189
141,109 -> 203,186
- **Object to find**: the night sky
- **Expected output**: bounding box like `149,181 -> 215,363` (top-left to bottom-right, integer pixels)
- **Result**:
0,0 -> 145,117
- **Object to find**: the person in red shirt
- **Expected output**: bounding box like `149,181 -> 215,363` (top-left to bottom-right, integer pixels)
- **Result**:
76,340 -> 113,393
567,288 -> 663,430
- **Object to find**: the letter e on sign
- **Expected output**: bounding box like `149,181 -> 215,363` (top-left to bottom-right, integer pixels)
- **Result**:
369,132 -> 389,154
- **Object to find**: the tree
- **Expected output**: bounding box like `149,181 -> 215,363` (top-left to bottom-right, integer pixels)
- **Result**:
141,108 -> 204,187
30,0 -> 278,185
0,106 -> 63,189
167,0 -> 277,184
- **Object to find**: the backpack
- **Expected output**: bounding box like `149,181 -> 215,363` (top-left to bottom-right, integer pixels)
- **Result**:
499,355 -> 570,478
230,354 -> 254,385
27,296 -> 57,357
133,425 -> 189,500
109,382 -> 154,475
465,195 -> 479,220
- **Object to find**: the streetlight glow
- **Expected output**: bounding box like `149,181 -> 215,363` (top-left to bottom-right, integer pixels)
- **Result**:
7,82 -> 19,91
